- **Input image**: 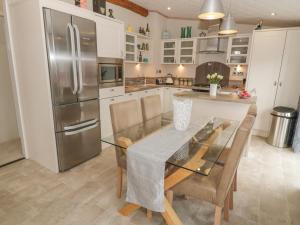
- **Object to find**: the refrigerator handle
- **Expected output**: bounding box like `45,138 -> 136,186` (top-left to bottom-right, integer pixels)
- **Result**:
64,118 -> 98,131
73,24 -> 83,94
67,23 -> 78,94
65,122 -> 98,136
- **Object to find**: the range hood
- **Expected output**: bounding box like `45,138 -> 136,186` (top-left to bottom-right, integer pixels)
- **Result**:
199,24 -> 227,54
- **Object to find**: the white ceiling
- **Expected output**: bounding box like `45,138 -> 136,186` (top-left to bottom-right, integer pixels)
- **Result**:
131,0 -> 300,27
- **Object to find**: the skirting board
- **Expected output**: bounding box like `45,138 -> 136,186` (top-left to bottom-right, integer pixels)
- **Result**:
252,129 -> 269,138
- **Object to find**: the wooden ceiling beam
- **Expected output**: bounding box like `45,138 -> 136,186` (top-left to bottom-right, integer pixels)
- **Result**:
107,0 -> 149,17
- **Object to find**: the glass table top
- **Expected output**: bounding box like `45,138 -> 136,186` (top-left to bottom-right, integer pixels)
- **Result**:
101,112 -> 239,176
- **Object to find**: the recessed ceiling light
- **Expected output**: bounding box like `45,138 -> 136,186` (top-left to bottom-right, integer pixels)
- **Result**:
167,7 -> 171,11
271,12 -> 276,16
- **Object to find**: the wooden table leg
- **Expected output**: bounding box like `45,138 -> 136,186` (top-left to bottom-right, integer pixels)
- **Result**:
119,203 -> 140,216
161,197 -> 183,225
147,209 -> 153,221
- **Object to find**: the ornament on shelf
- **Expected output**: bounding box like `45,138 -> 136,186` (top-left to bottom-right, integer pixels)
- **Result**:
255,20 -> 263,30
93,0 -> 106,15
108,9 -> 114,18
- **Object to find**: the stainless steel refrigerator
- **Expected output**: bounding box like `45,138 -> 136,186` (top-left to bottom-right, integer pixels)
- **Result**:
43,8 -> 101,171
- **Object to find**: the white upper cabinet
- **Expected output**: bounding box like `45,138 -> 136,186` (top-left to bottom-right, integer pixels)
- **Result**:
275,29 -> 300,108
96,16 -> 124,59
161,38 -> 198,65
227,34 -> 251,65
161,39 -> 178,64
178,38 -> 197,64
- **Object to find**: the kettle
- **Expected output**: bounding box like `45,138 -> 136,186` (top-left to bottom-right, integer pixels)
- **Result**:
166,73 -> 174,85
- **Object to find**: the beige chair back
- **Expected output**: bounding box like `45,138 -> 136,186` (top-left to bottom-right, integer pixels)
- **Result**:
110,99 -> 143,133
110,100 -> 143,169
216,115 -> 255,206
141,95 -> 162,121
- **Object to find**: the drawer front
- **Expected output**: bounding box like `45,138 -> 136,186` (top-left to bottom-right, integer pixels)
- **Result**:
99,86 -> 125,99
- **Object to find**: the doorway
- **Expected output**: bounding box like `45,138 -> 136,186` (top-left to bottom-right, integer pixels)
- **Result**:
0,14 -> 24,166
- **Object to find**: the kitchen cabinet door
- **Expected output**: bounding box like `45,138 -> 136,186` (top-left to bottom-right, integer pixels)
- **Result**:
96,17 -> 124,59
247,30 -> 287,134
275,29 -> 300,108
179,39 -> 197,64
161,40 -> 178,64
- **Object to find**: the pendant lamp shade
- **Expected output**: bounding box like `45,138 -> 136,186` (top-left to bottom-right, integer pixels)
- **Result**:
219,14 -> 238,34
198,0 -> 225,20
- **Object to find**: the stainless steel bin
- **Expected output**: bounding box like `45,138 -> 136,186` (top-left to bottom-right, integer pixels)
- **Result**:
267,107 -> 297,148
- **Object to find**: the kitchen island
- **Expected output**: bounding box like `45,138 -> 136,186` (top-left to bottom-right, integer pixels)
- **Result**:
174,91 -> 256,123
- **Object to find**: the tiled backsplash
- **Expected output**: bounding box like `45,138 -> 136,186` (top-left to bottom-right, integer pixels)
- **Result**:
125,77 -> 195,86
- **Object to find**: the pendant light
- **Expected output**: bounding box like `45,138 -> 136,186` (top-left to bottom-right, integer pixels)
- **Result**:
198,0 -> 225,20
219,14 -> 238,34
219,0 -> 238,34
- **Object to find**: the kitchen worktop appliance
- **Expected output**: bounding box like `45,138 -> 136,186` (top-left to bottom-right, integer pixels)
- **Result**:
44,8 -> 101,171
166,73 -> 174,85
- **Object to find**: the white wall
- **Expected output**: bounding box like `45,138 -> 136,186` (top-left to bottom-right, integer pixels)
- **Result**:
0,16 -> 19,143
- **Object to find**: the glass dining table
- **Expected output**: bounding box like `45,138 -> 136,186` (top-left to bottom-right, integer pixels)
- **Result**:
101,112 -> 239,176
101,112 -> 239,225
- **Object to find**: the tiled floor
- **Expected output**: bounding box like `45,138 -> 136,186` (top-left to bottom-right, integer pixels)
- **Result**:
0,136 -> 299,225
0,139 -> 23,166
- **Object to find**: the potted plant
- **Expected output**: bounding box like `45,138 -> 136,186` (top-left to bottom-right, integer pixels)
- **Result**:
207,73 -> 224,96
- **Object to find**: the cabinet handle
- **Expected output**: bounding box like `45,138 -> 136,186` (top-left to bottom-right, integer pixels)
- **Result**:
279,82 -> 282,87
273,81 -> 277,86
111,89 -> 115,92
110,98 -> 115,102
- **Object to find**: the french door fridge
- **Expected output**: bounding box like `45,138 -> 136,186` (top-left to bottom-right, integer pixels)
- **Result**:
43,8 -> 101,171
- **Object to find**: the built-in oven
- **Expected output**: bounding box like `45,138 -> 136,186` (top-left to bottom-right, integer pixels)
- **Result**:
98,57 -> 123,88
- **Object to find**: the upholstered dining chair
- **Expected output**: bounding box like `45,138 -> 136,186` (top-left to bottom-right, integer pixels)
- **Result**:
141,95 -> 162,121
168,115 -> 256,225
217,104 -> 257,189
110,99 -> 143,198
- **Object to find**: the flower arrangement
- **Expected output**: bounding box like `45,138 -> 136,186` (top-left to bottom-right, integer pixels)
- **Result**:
207,73 -> 224,84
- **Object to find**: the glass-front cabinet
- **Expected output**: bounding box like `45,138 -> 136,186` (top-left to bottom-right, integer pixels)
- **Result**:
125,33 -> 137,62
161,38 -> 198,64
161,39 -> 178,64
227,34 -> 251,65
179,38 -> 197,64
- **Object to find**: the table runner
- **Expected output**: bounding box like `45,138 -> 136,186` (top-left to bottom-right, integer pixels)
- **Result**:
126,116 -> 211,212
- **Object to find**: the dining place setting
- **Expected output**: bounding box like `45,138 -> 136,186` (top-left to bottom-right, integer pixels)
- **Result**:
101,94 -> 257,225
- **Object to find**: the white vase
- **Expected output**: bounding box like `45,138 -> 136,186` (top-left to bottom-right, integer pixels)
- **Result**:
210,84 -> 218,97
173,98 -> 193,131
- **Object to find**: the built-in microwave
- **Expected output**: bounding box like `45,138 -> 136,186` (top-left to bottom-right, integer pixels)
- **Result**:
98,57 -> 123,87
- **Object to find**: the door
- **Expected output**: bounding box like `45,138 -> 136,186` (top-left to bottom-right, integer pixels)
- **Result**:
247,30 -> 287,132
56,121 -> 101,171
44,9 -> 77,105
72,16 -> 98,102
275,29 -> 300,108
96,17 -> 124,59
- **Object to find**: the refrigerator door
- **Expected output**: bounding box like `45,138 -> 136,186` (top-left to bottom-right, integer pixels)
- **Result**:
44,9 -> 78,105
54,99 -> 100,132
72,16 -> 98,101
56,121 -> 101,171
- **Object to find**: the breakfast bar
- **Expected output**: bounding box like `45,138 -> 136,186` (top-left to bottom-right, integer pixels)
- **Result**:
174,91 -> 257,122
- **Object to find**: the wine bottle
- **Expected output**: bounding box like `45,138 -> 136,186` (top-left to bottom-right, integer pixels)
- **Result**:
139,52 -> 143,62
146,23 -> 150,36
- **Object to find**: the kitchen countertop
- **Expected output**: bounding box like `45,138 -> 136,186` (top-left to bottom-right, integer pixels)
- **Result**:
125,84 -> 193,93
174,91 -> 257,105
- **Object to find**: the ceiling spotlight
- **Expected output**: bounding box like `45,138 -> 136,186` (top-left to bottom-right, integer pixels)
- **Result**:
271,12 -> 276,16
167,6 -> 171,10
